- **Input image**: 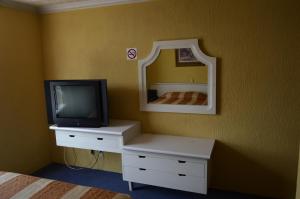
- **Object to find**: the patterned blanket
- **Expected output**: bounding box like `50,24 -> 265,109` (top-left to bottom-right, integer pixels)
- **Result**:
0,171 -> 130,199
150,91 -> 207,105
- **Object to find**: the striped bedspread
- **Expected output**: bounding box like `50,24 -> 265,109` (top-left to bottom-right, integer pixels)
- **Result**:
0,171 -> 130,199
150,91 -> 207,105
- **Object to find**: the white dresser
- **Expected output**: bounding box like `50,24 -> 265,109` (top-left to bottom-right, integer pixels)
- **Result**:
50,122 -> 215,194
122,134 -> 215,194
50,120 -> 140,153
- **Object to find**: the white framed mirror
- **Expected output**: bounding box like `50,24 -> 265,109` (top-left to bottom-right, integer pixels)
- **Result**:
138,39 -> 216,114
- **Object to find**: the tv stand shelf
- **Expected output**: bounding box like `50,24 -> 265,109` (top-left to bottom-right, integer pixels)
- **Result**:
50,120 -> 140,153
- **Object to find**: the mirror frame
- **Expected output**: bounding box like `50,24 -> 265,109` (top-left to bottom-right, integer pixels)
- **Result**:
138,39 -> 216,114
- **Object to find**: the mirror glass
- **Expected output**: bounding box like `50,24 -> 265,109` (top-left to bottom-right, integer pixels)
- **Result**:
146,48 -> 208,106
139,39 -> 216,114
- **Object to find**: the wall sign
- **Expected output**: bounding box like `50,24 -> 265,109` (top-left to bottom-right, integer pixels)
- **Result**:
126,48 -> 137,60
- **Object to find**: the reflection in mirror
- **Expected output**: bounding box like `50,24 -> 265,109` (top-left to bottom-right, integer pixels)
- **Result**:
146,49 -> 208,106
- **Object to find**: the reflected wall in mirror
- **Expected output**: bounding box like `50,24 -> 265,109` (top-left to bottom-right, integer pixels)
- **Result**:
138,39 -> 216,114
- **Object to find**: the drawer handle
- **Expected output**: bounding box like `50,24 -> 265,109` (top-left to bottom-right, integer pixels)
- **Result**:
69,135 -> 75,138
139,168 -> 146,171
138,155 -> 146,158
178,174 -> 186,176
97,138 -> 103,140
178,160 -> 186,163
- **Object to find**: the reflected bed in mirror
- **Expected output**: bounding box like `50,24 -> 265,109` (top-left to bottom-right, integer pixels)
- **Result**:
148,83 -> 208,105
138,39 -> 216,114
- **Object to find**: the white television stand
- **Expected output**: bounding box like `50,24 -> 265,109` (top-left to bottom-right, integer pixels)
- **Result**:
50,120 -> 140,153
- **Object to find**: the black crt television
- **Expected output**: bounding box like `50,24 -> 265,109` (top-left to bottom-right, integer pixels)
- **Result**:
44,80 -> 109,127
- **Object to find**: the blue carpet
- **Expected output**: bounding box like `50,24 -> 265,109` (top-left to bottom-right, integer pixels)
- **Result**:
33,163 -> 269,199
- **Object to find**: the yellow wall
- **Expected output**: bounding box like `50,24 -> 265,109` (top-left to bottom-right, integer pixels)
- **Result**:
147,49 -> 208,86
41,0 -> 300,198
0,6 -> 51,173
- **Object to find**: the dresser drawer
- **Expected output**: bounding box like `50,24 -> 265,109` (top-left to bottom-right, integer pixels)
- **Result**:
123,166 -> 206,194
55,130 -> 121,153
122,151 -> 206,177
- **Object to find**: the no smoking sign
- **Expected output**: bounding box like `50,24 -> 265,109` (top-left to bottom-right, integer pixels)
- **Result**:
126,48 -> 137,60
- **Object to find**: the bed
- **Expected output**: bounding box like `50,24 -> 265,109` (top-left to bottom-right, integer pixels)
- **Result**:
149,91 -> 207,105
0,171 -> 130,199
148,83 -> 208,105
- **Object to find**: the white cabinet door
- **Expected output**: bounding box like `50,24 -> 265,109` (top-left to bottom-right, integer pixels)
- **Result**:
122,152 -> 206,177
55,130 -> 122,153
123,166 -> 206,194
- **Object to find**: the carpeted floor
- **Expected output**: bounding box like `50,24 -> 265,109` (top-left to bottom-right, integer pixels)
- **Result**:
33,163 -> 270,199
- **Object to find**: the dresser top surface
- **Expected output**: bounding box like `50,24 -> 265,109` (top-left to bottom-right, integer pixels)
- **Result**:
123,133 -> 215,159
49,119 -> 139,135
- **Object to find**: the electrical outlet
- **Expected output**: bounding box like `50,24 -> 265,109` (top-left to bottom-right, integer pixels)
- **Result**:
91,150 -> 104,156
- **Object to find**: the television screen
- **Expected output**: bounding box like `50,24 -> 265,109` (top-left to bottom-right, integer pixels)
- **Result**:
44,80 -> 109,127
54,85 -> 98,119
